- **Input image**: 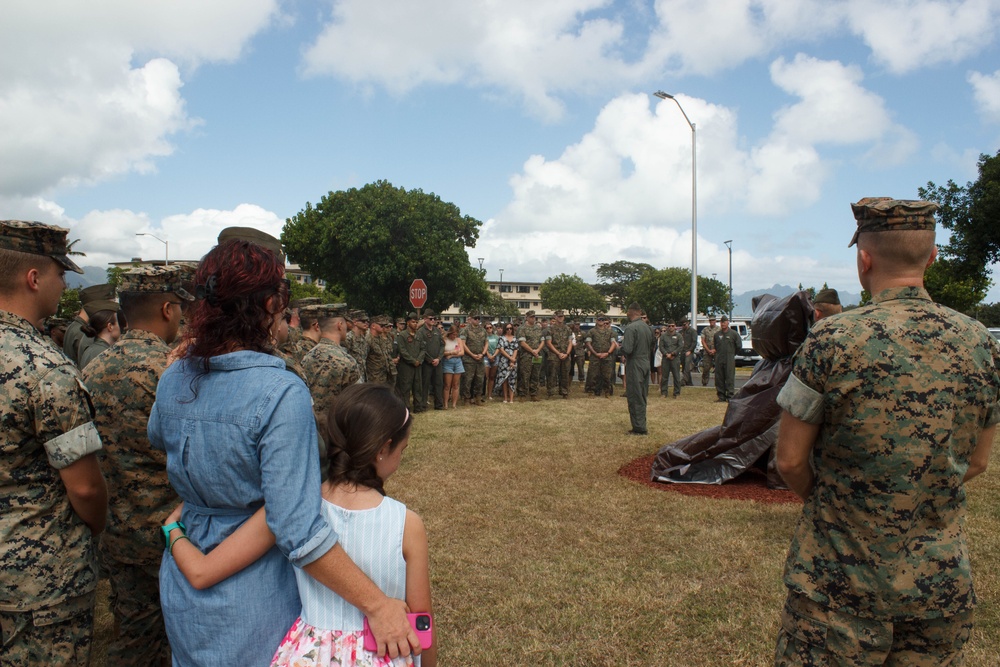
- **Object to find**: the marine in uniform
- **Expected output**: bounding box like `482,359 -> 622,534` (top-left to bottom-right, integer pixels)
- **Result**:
585,316 -> 617,397
0,221 -> 107,666
460,312 -> 488,405
773,198 -> 1000,666
811,288 -> 842,320
516,310 -> 545,401
81,265 -> 192,666
344,310 -> 370,382
699,316 -> 720,387
416,309 -> 445,410
658,322 -> 683,398
621,303 -> 653,434
63,283 -> 116,366
545,310 -> 573,398
679,319 -> 697,386
394,311 -> 425,411
713,316 -> 742,402
302,305 -> 361,429
569,320 -> 586,383
365,315 -> 398,385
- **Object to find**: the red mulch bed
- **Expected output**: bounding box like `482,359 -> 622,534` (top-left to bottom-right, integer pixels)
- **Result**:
618,453 -> 801,505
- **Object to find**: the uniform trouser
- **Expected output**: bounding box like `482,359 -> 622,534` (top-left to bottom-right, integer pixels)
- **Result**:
547,354 -> 571,397
572,351 -> 586,381
396,362 -> 422,410
462,358 -> 485,400
591,355 -> 615,395
715,356 -> 736,400
585,357 -> 596,392
104,558 -> 171,666
660,356 -> 681,395
681,352 -> 694,385
702,351 -> 714,386
0,590 -> 95,667
421,360 -> 444,409
625,362 -> 650,432
774,591 -> 973,667
517,355 -> 542,397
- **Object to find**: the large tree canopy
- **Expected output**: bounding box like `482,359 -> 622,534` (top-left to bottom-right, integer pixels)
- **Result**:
539,273 -> 608,317
627,268 -> 730,323
919,150 -> 1000,311
594,260 -> 655,310
282,180 -> 488,316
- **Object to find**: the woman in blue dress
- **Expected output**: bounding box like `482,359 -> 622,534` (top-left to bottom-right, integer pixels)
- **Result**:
149,239 -> 417,666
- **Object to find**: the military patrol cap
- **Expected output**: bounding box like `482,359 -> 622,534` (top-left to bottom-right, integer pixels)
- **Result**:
467,311 -> 481,320
80,283 -> 115,305
313,304 -> 346,320
372,314 -> 392,326
406,311 -> 419,322
708,314 -> 717,320
848,197 -> 938,247
349,310 -> 369,323
291,297 -> 322,309
85,298 -> 120,315
525,310 -> 536,317
0,220 -> 84,274
553,309 -> 565,316
720,315 -> 730,322
217,226 -> 286,263
813,288 -> 841,306
119,265 -> 195,301
423,308 -> 437,318
395,317 -> 406,325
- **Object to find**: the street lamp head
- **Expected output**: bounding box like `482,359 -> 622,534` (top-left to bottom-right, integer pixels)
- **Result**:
653,91 -> 674,100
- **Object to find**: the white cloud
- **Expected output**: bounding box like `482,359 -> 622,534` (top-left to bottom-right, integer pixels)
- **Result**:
0,1 -> 280,197
969,69 -> 1000,123
845,0 -> 1000,74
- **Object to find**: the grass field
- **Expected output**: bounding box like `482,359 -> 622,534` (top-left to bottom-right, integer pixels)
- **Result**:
92,379 -> 1000,666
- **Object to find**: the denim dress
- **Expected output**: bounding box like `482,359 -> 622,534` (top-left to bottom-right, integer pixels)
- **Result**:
149,352 -> 338,666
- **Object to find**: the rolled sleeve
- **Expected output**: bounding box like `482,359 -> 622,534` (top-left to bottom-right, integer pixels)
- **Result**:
777,374 -> 825,425
44,421 -> 102,469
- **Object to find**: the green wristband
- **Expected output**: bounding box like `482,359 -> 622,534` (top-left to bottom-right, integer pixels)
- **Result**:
162,521 -> 185,547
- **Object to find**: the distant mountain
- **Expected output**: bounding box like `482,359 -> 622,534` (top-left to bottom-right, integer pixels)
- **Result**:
731,284 -> 861,318
66,266 -> 109,290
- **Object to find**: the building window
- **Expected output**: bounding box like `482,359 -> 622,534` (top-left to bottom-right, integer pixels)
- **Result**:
517,301 -> 530,309
500,285 -> 513,293
533,302 -> 539,307
517,285 -> 531,293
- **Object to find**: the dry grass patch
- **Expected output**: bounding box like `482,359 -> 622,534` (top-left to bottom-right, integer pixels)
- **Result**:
92,382 -> 1000,666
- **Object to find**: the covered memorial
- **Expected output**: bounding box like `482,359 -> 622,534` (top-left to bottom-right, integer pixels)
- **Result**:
650,291 -> 814,489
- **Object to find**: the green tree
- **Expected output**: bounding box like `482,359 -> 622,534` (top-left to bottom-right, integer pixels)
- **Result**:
58,288 -> 81,320
282,180 -> 488,316
482,291 -> 520,320
539,273 -> 608,317
974,302 -> 1000,327
627,268 -> 730,323
106,266 -> 127,289
919,150 -> 1000,311
594,260 -> 655,309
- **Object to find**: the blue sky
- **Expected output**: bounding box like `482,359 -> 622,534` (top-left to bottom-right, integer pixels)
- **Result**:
4,0 -> 1000,305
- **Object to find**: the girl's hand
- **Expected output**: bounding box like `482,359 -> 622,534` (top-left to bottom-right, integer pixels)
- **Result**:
164,502 -> 184,525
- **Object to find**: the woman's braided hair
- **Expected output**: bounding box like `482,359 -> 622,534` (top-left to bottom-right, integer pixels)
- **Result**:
324,383 -> 412,495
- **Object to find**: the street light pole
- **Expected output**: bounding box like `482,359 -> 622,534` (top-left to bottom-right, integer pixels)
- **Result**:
478,257 -> 484,272
498,268 -> 504,322
653,91 -> 697,323
724,240 -> 733,319
136,232 -> 169,266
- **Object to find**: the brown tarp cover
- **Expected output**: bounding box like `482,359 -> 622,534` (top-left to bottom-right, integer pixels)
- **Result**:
650,291 -> 814,488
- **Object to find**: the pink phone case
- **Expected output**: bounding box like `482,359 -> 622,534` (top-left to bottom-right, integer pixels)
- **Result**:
363,613 -> 433,652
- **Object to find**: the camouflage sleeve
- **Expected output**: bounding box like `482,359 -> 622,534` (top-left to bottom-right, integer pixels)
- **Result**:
34,366 -> 101,468
777,374 -> 824,425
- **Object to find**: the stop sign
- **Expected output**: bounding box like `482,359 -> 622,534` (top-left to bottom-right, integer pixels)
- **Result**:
409,279 -> 428,309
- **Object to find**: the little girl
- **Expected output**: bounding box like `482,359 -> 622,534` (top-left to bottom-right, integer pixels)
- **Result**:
163,383 -> 436,667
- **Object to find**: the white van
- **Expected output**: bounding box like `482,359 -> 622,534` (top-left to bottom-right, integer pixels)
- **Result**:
694,318 -> 761,366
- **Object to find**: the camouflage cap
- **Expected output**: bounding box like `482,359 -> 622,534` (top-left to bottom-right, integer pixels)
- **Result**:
525,310 -> 536,317
720,315 -> 730,322
466,311 -> 480,320
0,220 -> 84,274
217,226 -> 286,263
372,314 -> 392,326
553,309 -> 565,316
395,317 -> 406,324
119,265 -> 195,301
291,296 -> 322,309
813,288 -> 841,306
309,304 -> 345,320
80,283 -> 115,304
848,197 -> 938,247
349,310 -> 369,322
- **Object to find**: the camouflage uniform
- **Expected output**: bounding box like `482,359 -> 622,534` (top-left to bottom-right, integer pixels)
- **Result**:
700,322 -> 721,387
0,310 -> 102,665
460,320 -> 488,403
680,322 -> 697,386
83,329 -> 175,665
658,327 -> 684,397
395,323 -> 425,411
775,285 -> 1000,665
570,325 -> 586,382
585,321 -> 617,397
302,338 -> 362,425
344,313 -> 370,382
366,327 -> 397,386
545,315 -> 573,398
516,320 -> 544,399
285,336 -> 319,365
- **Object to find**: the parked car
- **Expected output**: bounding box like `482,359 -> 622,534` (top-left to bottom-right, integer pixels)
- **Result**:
693,318 -> 761,369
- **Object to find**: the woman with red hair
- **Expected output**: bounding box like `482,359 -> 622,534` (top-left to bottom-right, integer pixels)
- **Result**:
149,240 -> 417,666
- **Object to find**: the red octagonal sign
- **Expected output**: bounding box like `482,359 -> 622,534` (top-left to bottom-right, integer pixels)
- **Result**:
409,279 -> 428,309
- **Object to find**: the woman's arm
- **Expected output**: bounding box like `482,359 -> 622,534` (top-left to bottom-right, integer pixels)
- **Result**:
165,506 -> 276,590
402,509 -> 436,667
